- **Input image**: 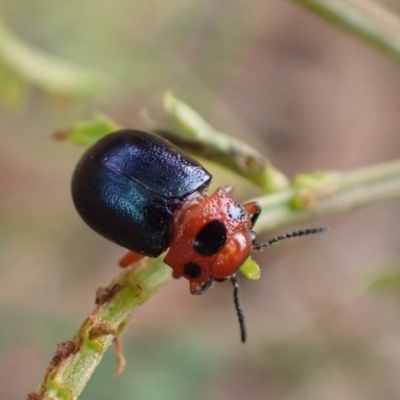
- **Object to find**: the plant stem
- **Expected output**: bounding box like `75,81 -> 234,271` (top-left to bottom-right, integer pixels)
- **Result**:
28,258 -> 172,400
28,158 -> 400,400
290,0 -> 400,64
256,159 -> 400,230
161,92 -> 290,193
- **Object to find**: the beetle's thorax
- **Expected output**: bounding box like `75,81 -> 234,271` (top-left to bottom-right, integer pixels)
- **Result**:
164,187 -> 254,292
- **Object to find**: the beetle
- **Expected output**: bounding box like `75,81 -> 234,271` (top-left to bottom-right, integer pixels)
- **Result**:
72,129 -> 326,342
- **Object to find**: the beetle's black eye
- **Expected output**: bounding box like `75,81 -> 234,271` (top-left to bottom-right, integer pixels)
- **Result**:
193,220 -> 227,256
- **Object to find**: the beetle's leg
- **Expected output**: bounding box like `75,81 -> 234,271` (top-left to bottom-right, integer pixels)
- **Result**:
119,251 -> 143,267
190,280 -> 213,295
244,201 -> 261,227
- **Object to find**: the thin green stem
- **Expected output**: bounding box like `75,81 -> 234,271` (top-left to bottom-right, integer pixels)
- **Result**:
161,92 -> 290,193
256,159 -> 400,230
290,0 -> 400,64
28,258 -> 172,400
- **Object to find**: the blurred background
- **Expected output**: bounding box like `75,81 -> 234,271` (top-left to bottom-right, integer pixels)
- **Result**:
2,0 -> 400,399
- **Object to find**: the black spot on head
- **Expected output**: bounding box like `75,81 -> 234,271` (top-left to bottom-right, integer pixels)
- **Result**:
194,220 -> 227,256
184,262 -> 202,279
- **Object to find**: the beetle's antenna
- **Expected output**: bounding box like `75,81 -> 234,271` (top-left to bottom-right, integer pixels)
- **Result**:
253,226 -> 328,251
231,274 -> 246,343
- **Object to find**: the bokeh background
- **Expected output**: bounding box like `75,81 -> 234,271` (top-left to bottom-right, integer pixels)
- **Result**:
2,1 -> 400,399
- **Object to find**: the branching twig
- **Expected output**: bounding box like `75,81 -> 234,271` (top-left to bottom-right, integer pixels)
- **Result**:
28,156 -> 400,400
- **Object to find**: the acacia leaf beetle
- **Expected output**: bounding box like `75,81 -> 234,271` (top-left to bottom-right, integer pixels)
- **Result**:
72,129 -> 327,342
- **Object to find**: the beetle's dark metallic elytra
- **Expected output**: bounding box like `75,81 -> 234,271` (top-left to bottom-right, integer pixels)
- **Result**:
71,130 -> 212,257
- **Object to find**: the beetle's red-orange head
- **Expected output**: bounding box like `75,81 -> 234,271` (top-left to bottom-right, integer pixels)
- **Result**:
164,187 -> 260,295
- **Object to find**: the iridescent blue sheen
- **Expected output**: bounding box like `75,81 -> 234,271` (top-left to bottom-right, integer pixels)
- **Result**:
71,130 -> 212,257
